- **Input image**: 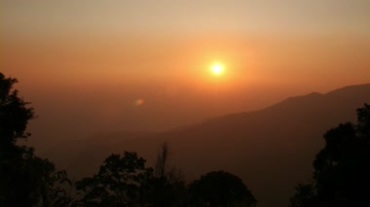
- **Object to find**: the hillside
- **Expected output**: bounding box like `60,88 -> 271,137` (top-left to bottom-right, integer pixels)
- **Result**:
46,83 -> 370,207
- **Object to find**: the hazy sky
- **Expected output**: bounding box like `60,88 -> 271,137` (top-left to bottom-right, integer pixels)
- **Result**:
3,0 -> 370,35
2,0 -> 370,143
2,3 -> 369,206
3,0 -> 369,84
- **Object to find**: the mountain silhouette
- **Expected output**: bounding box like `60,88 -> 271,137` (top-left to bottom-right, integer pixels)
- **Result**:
46,83 -> 370,207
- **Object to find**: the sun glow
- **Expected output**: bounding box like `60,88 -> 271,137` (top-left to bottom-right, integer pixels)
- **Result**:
210,63 -> 224,76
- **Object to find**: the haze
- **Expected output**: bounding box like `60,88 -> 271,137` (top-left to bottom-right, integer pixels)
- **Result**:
2,0 -> 370,166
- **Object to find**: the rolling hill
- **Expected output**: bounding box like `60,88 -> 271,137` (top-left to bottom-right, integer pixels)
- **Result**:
45,83 -> 370,207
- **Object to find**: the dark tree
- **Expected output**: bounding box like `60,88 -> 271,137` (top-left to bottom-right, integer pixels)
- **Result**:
154,142 -> 169,178
0,73 -> 73,207
290,184 -> 316,207
149,142 -> 187,207
0,73 -> 33,154
291,104 -> 370,207
188,171 -> 256,207
75,151 -> 153,207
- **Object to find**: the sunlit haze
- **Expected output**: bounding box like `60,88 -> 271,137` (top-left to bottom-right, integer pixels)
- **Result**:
1,0 -> 369,137
2,0 -> 370,141
2,1 -> 370,207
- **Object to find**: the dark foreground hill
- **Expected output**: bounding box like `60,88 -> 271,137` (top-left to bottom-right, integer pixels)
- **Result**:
46,83 -> 370,207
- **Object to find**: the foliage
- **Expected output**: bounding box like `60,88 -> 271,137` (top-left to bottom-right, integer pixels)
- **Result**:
75,152 -> 153,206
290,184 -> 316,207
188,170 -> 256,207
291,104 -> 370,207
75,143 -> 188,207
0,73 -> 33,154
0,72 -> 74,207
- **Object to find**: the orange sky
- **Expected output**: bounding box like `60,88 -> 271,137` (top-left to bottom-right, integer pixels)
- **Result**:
3,0 -> 370,88
1,0 -> 370,141
3,33 -> 369,92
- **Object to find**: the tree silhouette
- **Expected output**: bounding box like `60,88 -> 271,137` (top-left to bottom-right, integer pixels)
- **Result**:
154,142 -> 169,178
149,142 -> 187,207
290,184 -> 316,207
291,104 -> 370,207
188,170 -> 256,207
0,73 -> 33,154
0,72 -> 73,206
76,151 -> 153,206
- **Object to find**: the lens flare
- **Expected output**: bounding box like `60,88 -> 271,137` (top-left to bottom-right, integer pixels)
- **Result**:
134,98 -> 144,106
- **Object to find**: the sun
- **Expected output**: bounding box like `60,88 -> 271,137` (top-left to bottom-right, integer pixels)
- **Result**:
210,63 -> 224,76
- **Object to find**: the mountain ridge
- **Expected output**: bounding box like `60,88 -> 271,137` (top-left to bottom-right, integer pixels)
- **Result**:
45,83 -> 370,207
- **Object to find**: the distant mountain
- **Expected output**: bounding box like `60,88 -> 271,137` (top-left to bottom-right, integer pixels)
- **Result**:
47,83 -> 370,207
